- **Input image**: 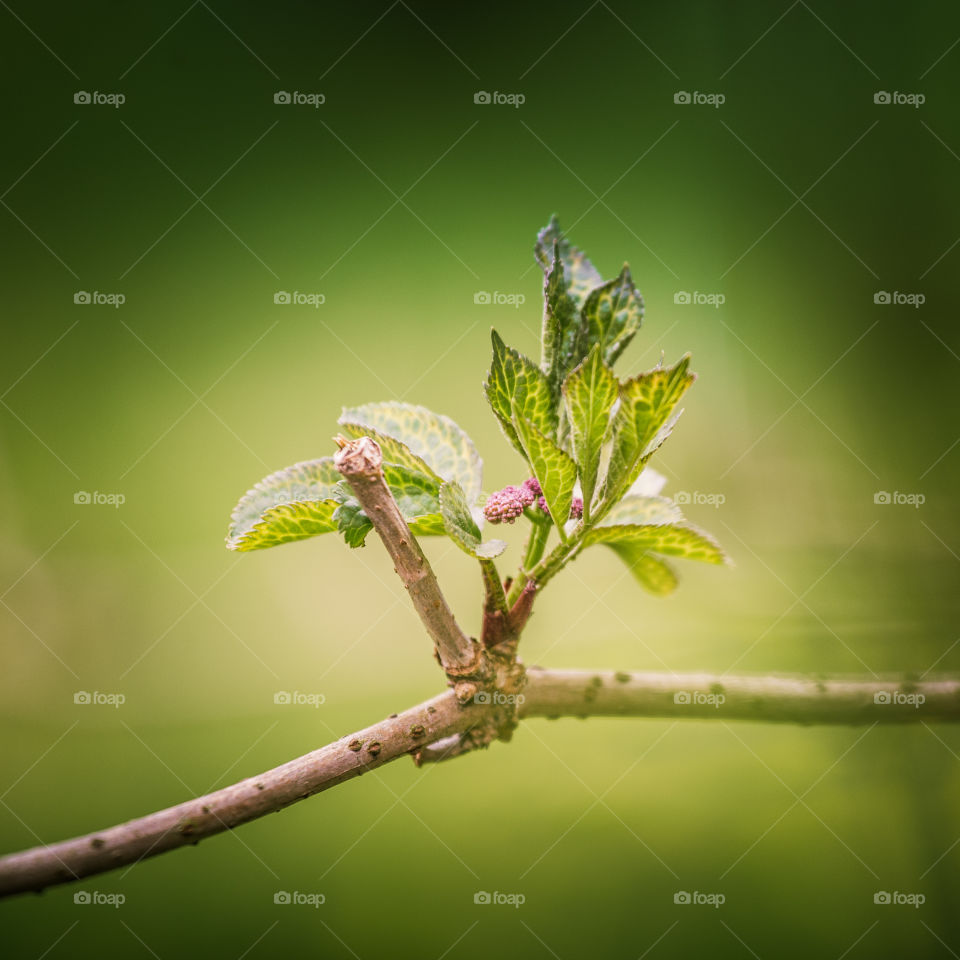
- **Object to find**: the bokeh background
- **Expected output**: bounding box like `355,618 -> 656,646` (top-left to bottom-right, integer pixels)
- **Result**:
2,1 -> 959,956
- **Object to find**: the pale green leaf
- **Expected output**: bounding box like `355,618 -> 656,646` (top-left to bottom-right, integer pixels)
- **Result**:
581,264 -> 644,366
439,481 -> 507,558
485,330 -> 558,457
585,521 -> 728,565
511,400 -> 578,533
563,344 -> 618,513
232,500 -> 340,552
607,543 -> 678,595
601,356 -> 695,505
227,459 -> 341,551
339,402 -> 482,506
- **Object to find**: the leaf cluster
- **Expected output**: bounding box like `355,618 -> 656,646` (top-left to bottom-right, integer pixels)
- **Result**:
226,217 -> 727,598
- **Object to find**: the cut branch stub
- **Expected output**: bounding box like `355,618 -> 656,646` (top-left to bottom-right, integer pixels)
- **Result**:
333,435 -> 484,678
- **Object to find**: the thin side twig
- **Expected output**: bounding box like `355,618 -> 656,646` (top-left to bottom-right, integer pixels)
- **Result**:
334,435 -> 482,676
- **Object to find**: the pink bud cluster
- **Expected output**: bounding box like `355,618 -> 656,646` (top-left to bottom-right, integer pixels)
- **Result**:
483,477 -> 583,524
481,485 -> 528,524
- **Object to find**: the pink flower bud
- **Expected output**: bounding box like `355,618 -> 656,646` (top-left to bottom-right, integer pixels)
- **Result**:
521,476 -> 541,501
483,485 -> 527,524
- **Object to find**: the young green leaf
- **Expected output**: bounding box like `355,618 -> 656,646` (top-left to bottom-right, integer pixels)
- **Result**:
338,402 -> 482,507
581,265 -> 644,366
333,495 -> 373,548
227,459 -> 342,551
585,521 -> 728,565
439,482 -> 507,558
511,400 -> 578,534
606,543 -> 679,595
534,215 -> 603,310
485,330 -> 558,458
380,463 -> 441,519
600,356 -> 696,506
563,344 -> 618,515
231,500 -> 340,552
541,246 -> 584,396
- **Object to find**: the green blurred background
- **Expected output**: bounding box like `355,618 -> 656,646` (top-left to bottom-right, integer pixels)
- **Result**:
2,0 -> 959,956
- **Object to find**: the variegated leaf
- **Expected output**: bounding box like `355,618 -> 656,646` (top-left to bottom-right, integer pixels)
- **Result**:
227,459 -> 342,551
585,521 -> 728,565
534,215 -> 603,310
601,356 -> 695,505
541,245 -> 585,396
563,344 -> 618,514
485,330 -> 558,457
339,401 -> 482,506
607,543 -> 679,595
581,264 -> 644,366
512,400 -> 577,534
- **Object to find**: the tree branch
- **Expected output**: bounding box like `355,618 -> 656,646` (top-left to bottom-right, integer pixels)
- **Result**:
520,668 -> 960,724
0,689 -> 484,899
333,436 -> 482,676
1,669 -> 957,899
